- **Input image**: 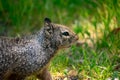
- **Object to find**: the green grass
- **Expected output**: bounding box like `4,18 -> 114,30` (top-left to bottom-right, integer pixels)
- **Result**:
50,42 -> 120,79
0,0 -> 120,80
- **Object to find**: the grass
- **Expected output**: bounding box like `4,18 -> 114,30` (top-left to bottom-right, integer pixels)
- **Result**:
50,43 -> 119,80
0,0 -> 120,80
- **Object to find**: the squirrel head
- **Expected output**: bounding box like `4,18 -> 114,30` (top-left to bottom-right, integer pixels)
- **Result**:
43,18 -> 79,48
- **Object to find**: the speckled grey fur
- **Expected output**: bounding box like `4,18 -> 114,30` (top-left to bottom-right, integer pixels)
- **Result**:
0,18 -> 78,80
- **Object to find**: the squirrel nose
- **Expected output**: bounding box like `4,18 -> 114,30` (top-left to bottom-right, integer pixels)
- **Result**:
75,35 -> 79,41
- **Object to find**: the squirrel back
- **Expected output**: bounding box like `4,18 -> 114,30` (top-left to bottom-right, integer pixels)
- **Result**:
0,18 -> 78,80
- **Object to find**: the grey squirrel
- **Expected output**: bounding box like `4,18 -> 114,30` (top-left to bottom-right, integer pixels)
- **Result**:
0,18 -> 78,80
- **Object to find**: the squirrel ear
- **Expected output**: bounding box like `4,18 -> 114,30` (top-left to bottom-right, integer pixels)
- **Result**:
44,18 -> 51,25
44,18 -> 53,28
44,18 -> 53,37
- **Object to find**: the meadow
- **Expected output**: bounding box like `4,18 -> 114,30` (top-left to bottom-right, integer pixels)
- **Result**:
0,0 -> 120,80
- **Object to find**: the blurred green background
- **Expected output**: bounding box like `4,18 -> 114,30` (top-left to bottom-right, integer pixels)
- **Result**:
0,0 -> 120,80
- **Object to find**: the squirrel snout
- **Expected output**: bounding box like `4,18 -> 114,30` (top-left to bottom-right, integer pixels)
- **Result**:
75,35 -> 79,41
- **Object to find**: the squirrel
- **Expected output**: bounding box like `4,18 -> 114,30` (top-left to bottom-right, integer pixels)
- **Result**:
0,18 -> 78,80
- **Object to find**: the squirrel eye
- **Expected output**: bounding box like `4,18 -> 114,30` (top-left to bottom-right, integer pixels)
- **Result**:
62,32 -> 69,36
